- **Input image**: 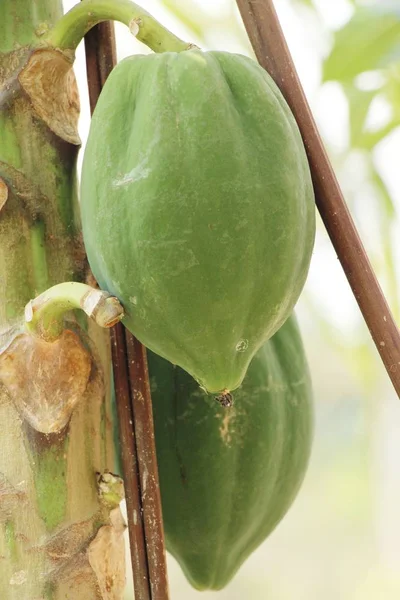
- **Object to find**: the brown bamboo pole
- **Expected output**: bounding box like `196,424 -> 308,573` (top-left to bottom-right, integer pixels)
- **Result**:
125,333 -> 169,600
236,0 -> 400,397
83,22 -> 151,600
111,324 -> 151,600
83,19 -> 169,600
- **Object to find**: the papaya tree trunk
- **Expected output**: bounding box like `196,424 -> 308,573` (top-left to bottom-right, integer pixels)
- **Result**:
0,2 -> 125,598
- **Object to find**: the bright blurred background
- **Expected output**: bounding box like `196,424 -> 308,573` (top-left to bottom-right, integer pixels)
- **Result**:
63,0 -> 400,597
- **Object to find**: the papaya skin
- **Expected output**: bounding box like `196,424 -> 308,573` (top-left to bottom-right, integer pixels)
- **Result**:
80,50 -> 315,393
149,314 -> 313,590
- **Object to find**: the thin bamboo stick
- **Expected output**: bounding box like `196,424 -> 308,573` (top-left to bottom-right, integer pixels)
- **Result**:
84,23 -> 150,600
236,0 -> 400,397
125,333 -> 169,600
111,324 -> 151,600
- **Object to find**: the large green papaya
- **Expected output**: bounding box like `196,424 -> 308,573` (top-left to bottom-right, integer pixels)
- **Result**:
80,50 -> 315,394
149,314 -> 313,590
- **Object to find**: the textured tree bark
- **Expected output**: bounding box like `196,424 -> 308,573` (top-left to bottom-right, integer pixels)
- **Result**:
0,1 -> 125,598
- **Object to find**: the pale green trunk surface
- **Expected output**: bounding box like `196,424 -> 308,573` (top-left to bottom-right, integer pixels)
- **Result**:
0,2 -> 125,599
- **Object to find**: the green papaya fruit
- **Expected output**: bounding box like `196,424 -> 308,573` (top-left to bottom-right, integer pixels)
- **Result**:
149,314 -> 313,590
81,50 -> 315,394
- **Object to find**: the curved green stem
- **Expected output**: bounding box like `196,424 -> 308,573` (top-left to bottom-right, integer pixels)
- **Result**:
45,0 -> 192,53
25,282 -> 124,341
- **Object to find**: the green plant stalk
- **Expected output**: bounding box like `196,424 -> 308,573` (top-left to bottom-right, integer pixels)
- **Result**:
0,1 -> 124,598
30,220 -> 49,295
25,281 -> 124,340
45,0 -> 191,53
0,1 -> 61,53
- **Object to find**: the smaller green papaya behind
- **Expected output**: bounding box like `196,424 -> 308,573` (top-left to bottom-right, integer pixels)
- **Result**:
149,314 -> 313,590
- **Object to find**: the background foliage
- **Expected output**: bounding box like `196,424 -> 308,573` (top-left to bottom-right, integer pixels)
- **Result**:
63,0 -> 400,597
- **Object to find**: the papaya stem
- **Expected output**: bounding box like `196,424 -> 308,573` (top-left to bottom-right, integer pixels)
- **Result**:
45,0 -> 192,53
25,282 -> 124,341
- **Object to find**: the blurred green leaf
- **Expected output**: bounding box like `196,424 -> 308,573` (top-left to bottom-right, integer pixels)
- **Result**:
345,86 -> 377,148
369,160 -> 400,319
384,66 -> 400,119
160,0 -> 254,53
293,0 -> 315,8
323,6 -> 400,82
160,0 -> 205,39
361,120 -> 400,150
344,83 -> 400,150
302,290 -> 380,391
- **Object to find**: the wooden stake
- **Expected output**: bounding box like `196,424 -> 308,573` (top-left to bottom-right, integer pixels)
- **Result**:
111,324 -> 151,600
83,20 -> 169,600
125,333 -> 169,600
236,0 -> 400,397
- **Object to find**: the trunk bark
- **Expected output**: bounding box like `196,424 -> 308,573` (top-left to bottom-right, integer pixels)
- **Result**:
0,2 -> 125,599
